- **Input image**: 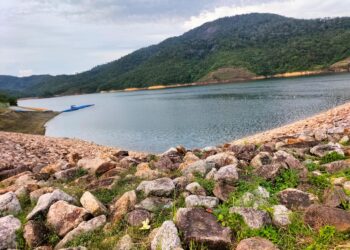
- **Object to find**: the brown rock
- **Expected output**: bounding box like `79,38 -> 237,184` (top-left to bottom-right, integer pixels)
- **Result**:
24,220 -> 49,248
112,190 -> 137,223
77,158 -> 116,175
87,176 -> 120,191
323,186 -> 350,207
323,160 -> 350,174
213,182 -> 235,201
135,163 -> 162,180
205,152 -> 238,168
254,164 -> 282,180
236,237 -> 279,250
126,209 -> 152,227
250,152 -> 273,168
278,188 -> 317,210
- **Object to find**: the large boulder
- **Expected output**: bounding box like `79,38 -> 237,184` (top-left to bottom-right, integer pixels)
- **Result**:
277,188 -> 317,211
80,191 -> 108,216
126,209 -> 152,227
310,143 -> 344,157
250,152 -> 273,168
151,220 -> 182,250
185,195 -> 219,209
47,200 -> 90,237
205,152 -> 237,168
181,160 -> 213,177
0,215 -> 21,249
0,191 -> 21,215
77,157 -> 116,175
24,220 -> 49,248
214,165 -> 239,184
304,205 -> 350,232
112,190 -> 137,223
230,207 -> 271,229
136,178 -> 175,197
236,237 -> 279,250
254,164 -> 282,180
27,189 -> 77,220
175,208 -> 232,249
55,215 -> 106,249
135,197 -> 173,212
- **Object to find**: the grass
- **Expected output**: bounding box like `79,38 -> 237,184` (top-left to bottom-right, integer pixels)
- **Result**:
194,172 -> 215,195
320,152 -> 346,164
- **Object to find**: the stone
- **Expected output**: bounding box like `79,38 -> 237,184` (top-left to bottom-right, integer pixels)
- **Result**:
77,157 -> 116,175
87,176 -> 120,190
344,181 -> 350,192
181,160 -> 213,177
185,195 -> 219,209
115,234 -> 134,250
304,205 -> 350,232
230,144 -> 257,161
27,189 -> 77,220
179,152 -> 200,171
175,208 -> 232,249
151,220 -> 182,250
135,163 -> 161,180
314,129 -> 328,141
214,164 -> 239,184
135,197 -> 173,212
340,136 -> 349,145
112,190 -> 137,223
24,220 -> 49,248
213,182 -> 235,201
230,207 -> 271,229
185,182 -> 206,196
40,160 -> 72,175
0,191 -> 21,215
323,186 -> 350,207
0,215 -> 21,249
54,215 -> 107,249
154,155 -> 180,172
172,176 -> 190,190
254,164 -> 282,180
205,168 -> 217,180
47,200 -> 90,237
250,152 -> 273,168
30,187 -> 55,203
53,167 -> 81,181
101,167 -> 127,178
323,160 -> 350,174
15,186 -> 28,198
126,209 -> 152,227
274,150 -> 306,176
277,188 -> 317,210
205,152 -> 238,168
310,143 -> 344,157
80,191 -> 107,216
332,177 -> 348,186
236,237 -> 279,250
136,178 -> 175,197
272,205 -> 291,228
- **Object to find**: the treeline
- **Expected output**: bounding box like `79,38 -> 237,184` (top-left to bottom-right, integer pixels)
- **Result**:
0,92 -> 17,106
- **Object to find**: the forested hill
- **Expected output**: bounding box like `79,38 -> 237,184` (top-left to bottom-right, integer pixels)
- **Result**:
2,13 -> 350,97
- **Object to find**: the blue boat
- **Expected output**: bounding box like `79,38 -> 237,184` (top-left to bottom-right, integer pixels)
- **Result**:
62,104 -> 94,112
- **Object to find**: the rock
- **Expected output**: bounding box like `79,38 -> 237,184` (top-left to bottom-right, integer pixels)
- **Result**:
27,189 -> 77,220
181,160 -> 213,177
340,136 -> 349,145
214,165 -> 239,184
250,152 -> 273,168
230,207 -> 271,229
173,176 -> 189,190
77,157 -> 116,175
324,160 -> 350,174
213,182 -> 235,201
185,182 -> 206,196
47,200 -> 90,237
135,163 -> 161,180
53,167 -> 81,181
54,215 -> 106,249
115,234 -> 134,250
0,165 -> 30,181
34,246 -> 53,250
80,191 -> 108,216
87,176 -> 120,190
136,178 -> 175,197
101,167 -> 127,178
175,208 -> 232,249
15,185 -> 28,198
344,181 -> 350,192
230,144 -> 257,161
126,209 -> 152,227
24,220 -> 49,248
304,205 -> 350,232
205,152 -> 238,168
135,197 -> 173,212
179,152 -> 200,171
0,215 -> 21,249
154,155 -> 180,172
40,160 -> 72,175
277,188 -> 317,210
274,151 -> 306,176
323,186 -> 350,207
151,220 -> 182,250
112,190 -> 137,223
328,127 -> 345,134
185,195 -> 219,209
205,168 -> 217,180
119,156 -> 140,169
0,191 -> 21,215
254,164 -> 282,180
310,143 -> 344,157
272,205 -> 291,228
332,177 -> 348,186
30,187 -> 55,203
314,129 -> 328,141
236,237 -> 279,250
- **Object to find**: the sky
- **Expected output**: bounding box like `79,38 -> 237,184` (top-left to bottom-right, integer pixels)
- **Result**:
1,0 -> 349,77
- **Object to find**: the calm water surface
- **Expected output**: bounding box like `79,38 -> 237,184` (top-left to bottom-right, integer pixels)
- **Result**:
19,73 -> 350,153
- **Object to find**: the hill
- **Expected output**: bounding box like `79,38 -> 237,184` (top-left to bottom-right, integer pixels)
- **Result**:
1,13 -> 350,97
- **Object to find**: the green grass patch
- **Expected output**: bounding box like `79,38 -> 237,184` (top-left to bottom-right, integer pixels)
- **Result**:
320,152 -> 346,164
194,173 -> 215,195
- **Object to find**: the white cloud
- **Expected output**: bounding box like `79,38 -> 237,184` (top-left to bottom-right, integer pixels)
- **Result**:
184,0 -> 350,29
18,69 -> 33,77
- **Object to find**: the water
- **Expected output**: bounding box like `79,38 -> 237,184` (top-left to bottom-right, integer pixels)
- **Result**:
19,73 -> 350,153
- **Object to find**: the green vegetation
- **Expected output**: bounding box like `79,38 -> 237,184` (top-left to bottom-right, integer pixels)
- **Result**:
320,152 -> 346,164
194,172 -> 215,195
0,92 -> 17,106
1,13 -> 350,97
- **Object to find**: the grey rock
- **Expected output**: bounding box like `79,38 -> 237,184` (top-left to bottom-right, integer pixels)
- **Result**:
77,157 -> 115,175
115,234 -> 133,250
272,205 -> 291,228
213,182 -> 235,201
236,237 -> 279,250
0,215 -> 21,249
182,160 -> 213,177
205,152 -> 238,168
126,209 -> 152,227
151,220 -> 182,250
214,164 -> 239,184
0,191 -> 21,215
136,178 -> 175,197
53,167 -> 80,181
278,188 -> 318,211
254,164 -> 282,180
27,189 -> 77,220
250,152 -> 273,168
324,160 -> 350,174
135,197 -> 173,212
310,143 -> 344,157
230,207 -> 271,229
80,191 -> 108,216
185,195 -> 219,209
323,186 -> 350,207
185,182 -> 206,196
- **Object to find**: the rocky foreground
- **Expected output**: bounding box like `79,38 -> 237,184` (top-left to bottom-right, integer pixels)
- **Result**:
2,106 -> 350,249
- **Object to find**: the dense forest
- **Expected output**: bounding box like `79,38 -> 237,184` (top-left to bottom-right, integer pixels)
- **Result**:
1,13 -> 350,97
0,92 -> 17,106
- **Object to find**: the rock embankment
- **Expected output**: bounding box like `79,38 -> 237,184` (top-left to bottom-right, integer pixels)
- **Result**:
2,103 -> 350,249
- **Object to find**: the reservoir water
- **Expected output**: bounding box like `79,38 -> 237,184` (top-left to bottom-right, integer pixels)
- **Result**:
19,73 -> 350,153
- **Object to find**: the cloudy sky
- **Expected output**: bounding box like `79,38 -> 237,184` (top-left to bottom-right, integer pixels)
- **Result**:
1,0 -> 349,77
